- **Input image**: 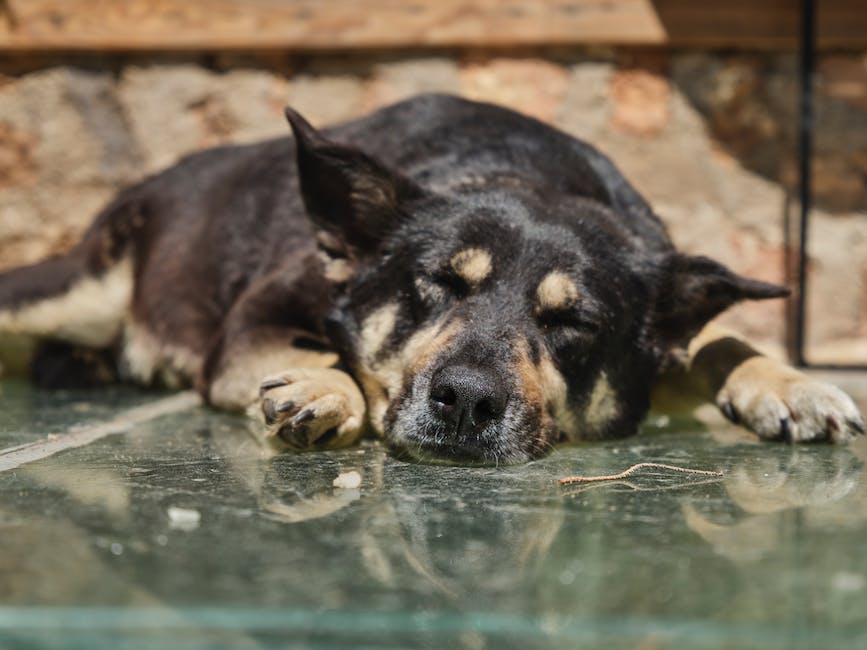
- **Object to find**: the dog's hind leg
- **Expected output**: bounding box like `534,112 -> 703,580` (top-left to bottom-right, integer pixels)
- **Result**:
0,194 -> 144,373
661,322 -> 865,443
29,340 -> 118,388
0,254 -> 133,348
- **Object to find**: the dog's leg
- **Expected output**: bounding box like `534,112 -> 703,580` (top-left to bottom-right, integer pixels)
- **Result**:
210,340 -> 366,451
209,339 -> 367,451
204,331 -> 339,411
202,265 -> 367,451
30,341 -> 118,388
0,194 -> 145,377
0,253 -> 133,350
682,323 -> 864,442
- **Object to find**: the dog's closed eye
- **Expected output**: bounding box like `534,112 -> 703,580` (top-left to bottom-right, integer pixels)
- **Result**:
431,268 -> 469,297
536,308 -> 601,335
413,262 -> 475,307
410,273 -> 458,321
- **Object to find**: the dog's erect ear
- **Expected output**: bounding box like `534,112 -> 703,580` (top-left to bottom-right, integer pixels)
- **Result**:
653,253 -> 789,347
285,107 -> 424,258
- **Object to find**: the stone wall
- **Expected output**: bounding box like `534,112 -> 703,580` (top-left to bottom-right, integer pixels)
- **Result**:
1,50 -> 866,362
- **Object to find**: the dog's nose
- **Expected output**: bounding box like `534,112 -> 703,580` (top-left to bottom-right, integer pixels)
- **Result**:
429,365 -> 507,434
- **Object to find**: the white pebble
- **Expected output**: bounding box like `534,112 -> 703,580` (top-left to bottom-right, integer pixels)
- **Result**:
167,507 -> 201,530
333,470 -> 362,489
832,572 -> 865,593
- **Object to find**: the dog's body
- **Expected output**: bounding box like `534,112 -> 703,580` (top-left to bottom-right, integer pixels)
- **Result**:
0,94 -> 862,463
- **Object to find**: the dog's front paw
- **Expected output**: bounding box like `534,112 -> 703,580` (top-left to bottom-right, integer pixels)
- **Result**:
258,368 -> 366,450
716,357 -> 864,443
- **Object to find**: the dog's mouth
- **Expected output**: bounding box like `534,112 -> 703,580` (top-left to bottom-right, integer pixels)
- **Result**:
382,364 -> 556,465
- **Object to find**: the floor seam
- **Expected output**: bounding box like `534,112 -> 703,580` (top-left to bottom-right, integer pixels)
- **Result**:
0,390 -> 202,472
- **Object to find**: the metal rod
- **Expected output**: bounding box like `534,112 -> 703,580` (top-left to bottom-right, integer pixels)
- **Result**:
803,364 -> 867,371
794,0 -> 815,367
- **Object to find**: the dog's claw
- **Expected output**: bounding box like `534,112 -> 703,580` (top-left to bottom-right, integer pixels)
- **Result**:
720,401 -> 740,424
259,378 -> 287,396
262,398 -> 278,425
292,409 -> 315,426
276,425 -> 308,449
276,400 -> 296,414
779,417 -> 793,443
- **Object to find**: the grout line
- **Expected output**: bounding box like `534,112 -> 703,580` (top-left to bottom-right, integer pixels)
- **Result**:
0,391 -> 202,473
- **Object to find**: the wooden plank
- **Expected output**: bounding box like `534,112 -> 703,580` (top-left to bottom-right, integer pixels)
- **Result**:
0,0 -> 866,51
652,0 -> 799,48
0,0 -> 666,51
652,0 -> 867,49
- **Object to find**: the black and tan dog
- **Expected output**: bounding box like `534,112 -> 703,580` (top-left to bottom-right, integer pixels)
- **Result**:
0,94 -> 862,463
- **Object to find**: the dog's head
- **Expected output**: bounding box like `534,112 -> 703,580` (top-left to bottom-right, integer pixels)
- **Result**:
286,108 -> 787,465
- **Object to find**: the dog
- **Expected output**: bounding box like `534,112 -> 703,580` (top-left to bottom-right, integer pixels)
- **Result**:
0,94 -> 862,464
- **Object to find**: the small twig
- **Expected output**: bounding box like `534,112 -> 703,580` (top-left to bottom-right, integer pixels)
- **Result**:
561,476 -> 723,497
557,462 -> 723,486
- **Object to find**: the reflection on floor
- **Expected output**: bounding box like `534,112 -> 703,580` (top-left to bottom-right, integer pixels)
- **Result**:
1,375 -> 867,649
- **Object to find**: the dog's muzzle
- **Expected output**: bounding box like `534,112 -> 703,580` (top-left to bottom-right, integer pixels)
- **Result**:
427,364 -> 508,438
383,357 -> 550,464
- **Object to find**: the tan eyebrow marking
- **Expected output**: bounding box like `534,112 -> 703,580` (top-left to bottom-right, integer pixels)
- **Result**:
450,248 -> 492,286
536,271 -> 579,312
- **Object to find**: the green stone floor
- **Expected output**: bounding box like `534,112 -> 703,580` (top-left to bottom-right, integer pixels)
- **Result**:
2,374 -> 867,649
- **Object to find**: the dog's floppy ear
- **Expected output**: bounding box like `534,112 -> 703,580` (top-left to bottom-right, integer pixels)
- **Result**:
652,253 -> 789,347
285,107 -> 424,259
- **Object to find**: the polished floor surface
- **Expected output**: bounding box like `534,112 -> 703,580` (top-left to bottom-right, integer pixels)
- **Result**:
1,375 -> 867,649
